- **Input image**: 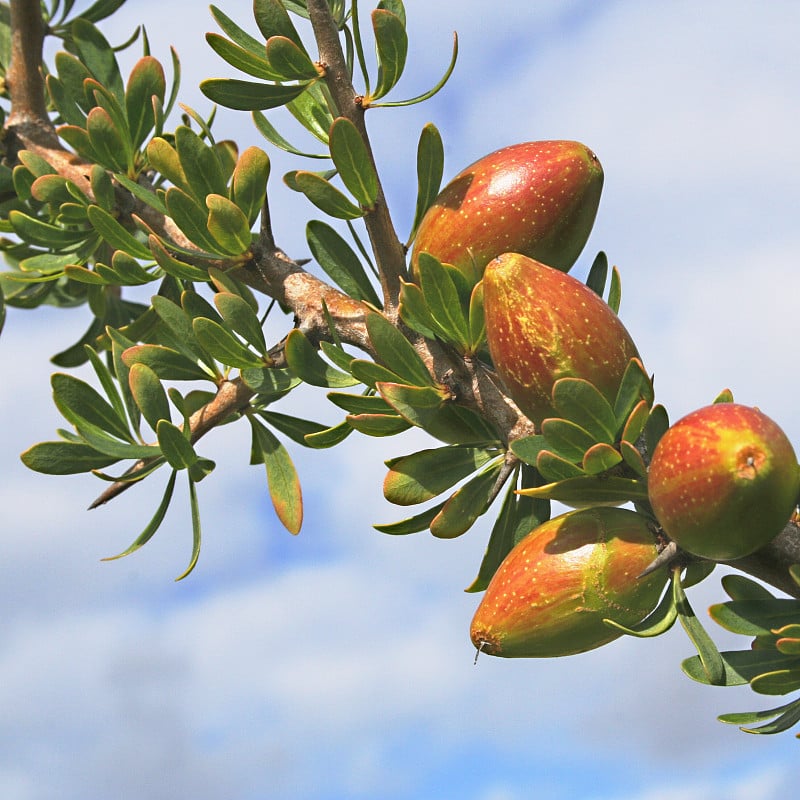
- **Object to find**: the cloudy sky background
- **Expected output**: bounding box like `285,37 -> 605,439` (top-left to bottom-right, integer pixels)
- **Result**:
2,1 -> 799,798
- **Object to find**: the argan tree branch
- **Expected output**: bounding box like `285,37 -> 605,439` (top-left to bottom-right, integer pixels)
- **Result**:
307,0 -> 408,311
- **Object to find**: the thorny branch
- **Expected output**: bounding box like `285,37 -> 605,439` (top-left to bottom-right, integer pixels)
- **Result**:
3,1 -> 799,597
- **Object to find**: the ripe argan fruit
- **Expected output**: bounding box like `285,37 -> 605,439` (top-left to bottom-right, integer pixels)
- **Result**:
483,253 -> 639,426
411,140 -> 603,284
648,403 -> 799,560
470,507 -> 666,658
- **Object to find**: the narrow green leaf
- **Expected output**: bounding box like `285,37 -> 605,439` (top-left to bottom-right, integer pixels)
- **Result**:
349,358 -> 404,389
605,575 -> 677,637
709,598 -> 800,638
232,146 -> 271,226
145,137 -> 188,192
206,194 -> 253,255
608,265 -> 622,313
328,117 -> 378,208
346,412 -> 410,436
430,459 -> 503,539
582,442 -> 623,475
620,440 -> 647,477
214,292 -> 267,354
383,445 -> 495,506
293,170 -> 364,219
540,417 -> 597,463
409,122 -> 444,244
258,410 -> 328,446
175,125 -> 228,200
306,220 -> 381,305
251,418 -> 303,534
304,420 -> 353,449
675,569 -> 726,685
205,32 -> 279,80
20,440 -> 118,474
51,372 -> 132,442
122,344 -> 213,381
251,109 -> 328,158
720,698 -> 800,735
416,252 -> 470,348
125,56 -> 166,150
373,502 -> 445,535
200,78 -> 308,111
398,280 -> 442,341
175,475 -> 202,580
86,204 -> 151,259
253,0 -> 306,48
644,403 -> 669,455
509,434 -> 548,467
71,18 -> 125,101
284,329 -> 358,387
240,366 -> 299,398
613,357 -> 654,425
552,377 -> 617,443
371,8 -> 408,101
721,574 -> 777,603
286,80 -> 333,143
585,251 -> 608,297
156,418 -> 198,469
468,281 -> 486,353
85,105 -> 128,173
129,363 -> 171,431
165,188 -> 227,255
266,35 -> 319,80
148,236 -> 211,282
366,311 -> 434,387
192,317 -> 266,369
536,450 -> 585,482
210,4 -> 270,57
102,470 -> 177,560
620,398 -> 651,444
518,475 -> 648,505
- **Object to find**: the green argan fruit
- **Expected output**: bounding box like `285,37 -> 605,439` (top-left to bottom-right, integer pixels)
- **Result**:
470,507 -> 666,658
483,252 -> 639,426
411,140 -> 603,284
648,403 -> 799,560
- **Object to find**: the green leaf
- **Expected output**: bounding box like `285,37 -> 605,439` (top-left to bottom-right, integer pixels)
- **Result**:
370,8 -> 408,101
608,266 -> 622,313
266,35 -> 319,80
175,475 -> 203,580
383,445 -> 496,506
20,440 -> 118,474
108,327 -> 140,434
175,125 -> 228,201
292,170 -> 364,219
251,109 -> 328,158
284,329 -> 358,387
682,649 -> 795,688
210,4 -> 270,57
304,420 -> 353,449
398,280 -> 442,341
721,574 -> 776,603
373,502 -> 446,535
240,366 -> 299,398
156,418 -> 198,469
251,418 -> 303,534
582,442 -> 623,475
253,0 -> 306,49
200,78 -> 308,111
536,450 -> 585,482
258,410 -> 328,446
206,194 -> 253,255
71,18 -> 125,101
306,220 -> 381,305
205,32 -> 278,80
540,418 -> 597,463
51,372 -> 133,442
8,210 -> 89,248
365,311 -> 434,387
552,378 -> 617,443
429,459 -> 503,539
328,117 -> 378,208
129,363 -> 171,431
327,392 -> 390,415
409,122 -> 444,244
644,403 -> 669,455
349,358 -> 404,389
613,358 -> 654,426
122,344 -> 212,381
346,412 -> 410,437
286,80 -> 334,143
125,56 -> 166,150
719,698 -> 800,735
620,398 -> 651,445
709,598 -> 800,638
468,281 -> 486,353
604,579 -> 677,637
509,435 -> 548,467
416,252 -> 470,348
518,475 -> 648,506
232,146 -> 271,226
145,137 -> 188,192
620,440 -> 647,477
192,317 -> 265,369
148,236 -> 211,282
585,251 -> 608,297
151,295 -> 210,362
85,105 -> 128,173
378,382 -> 498,445
214,292 -> 267,354
86,204 -> 151,259
675,569 -> 726,685
165,188 -> 226,255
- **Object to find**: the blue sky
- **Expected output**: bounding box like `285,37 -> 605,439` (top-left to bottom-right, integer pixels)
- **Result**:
2,1 -> 800,798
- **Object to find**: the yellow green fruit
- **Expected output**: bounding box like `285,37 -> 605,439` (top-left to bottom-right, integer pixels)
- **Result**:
483,253 -> 639,426
648,403 -> 799,560
411,140 -> 603,284
470,507 -> 666,658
